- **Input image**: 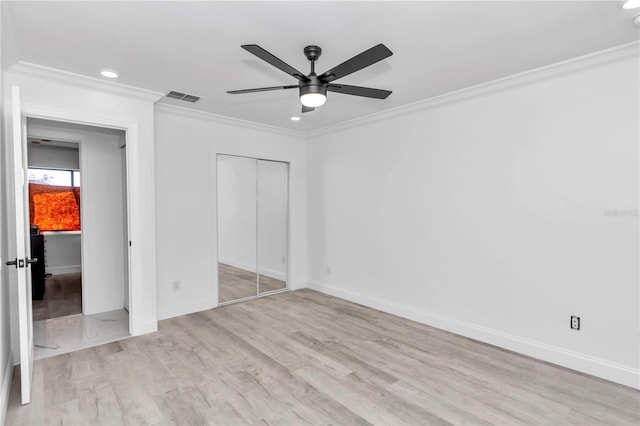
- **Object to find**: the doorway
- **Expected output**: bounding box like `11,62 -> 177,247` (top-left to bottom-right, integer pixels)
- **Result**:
217,154 -> 289,304
25,118 -> 130,359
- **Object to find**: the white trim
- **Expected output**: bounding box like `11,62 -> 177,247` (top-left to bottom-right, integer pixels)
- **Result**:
308,280 -> 640,390
10,42 -> 638,139
0,352 -> 14,426
9,62 -> 163,103
307,41 -> 640,138
157,299 -> 216,321
17,103 -> 158,338
46,265 -> 81,275
155,103 -> 305,138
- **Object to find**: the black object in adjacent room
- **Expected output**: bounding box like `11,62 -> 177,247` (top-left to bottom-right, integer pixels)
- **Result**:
30,234 -> 45,300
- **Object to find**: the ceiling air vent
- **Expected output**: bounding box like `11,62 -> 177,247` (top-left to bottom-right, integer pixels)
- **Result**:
166,90 -> 200,103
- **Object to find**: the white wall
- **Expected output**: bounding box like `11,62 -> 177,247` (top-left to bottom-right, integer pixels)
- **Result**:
154,106 -> 306,319
307,56 -> 639,388
28,120 -> 126,314
27,143 -> 79,170
42,233 -> 81,275
4,66 -> 161,361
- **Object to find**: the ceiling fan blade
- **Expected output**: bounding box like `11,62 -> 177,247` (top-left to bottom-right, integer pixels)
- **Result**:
302,105 -> 315,113
227,85 -> 298,94
318,44 -> 393,83
327,84 -> 392,99
242,44 -> 310,82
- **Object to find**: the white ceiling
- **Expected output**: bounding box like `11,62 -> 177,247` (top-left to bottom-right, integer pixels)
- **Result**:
3,1 -> 639,132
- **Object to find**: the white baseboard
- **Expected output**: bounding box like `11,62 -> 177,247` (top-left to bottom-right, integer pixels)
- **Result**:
46,265 -> 82,275
308,280 -> 639,390
1,352 -> 14,426
218,257 -> 287,281
157,299 -> 216,321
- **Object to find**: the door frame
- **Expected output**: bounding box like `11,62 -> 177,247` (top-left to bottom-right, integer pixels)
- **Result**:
11,103 -> 139,338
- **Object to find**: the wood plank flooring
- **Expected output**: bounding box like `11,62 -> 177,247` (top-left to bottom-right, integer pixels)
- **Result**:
218,263 -> 286,303
32,272 -> 82,321
6,289 -> 639,425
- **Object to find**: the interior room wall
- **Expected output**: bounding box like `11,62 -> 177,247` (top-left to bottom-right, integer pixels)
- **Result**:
28,120 -> 126,315
306,56 -> 639,388
41,233 -> 81,275
27,143 -> 79,169
154,106 -> 306,320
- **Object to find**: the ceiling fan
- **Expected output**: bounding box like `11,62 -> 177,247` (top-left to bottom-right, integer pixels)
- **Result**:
227,44 -> 393,113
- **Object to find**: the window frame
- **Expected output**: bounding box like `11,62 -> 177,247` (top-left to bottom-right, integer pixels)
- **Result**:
28,166 -> 80,188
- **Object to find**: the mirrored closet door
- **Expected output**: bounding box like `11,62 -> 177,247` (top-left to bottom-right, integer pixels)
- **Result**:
217,155 -> 289,304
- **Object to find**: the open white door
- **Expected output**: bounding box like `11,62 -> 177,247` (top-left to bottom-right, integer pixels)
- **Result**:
6,86 -> 34,404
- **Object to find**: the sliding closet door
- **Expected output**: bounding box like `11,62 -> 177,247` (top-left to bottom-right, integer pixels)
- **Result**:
257,160 -> 289,294
217,155 -> 257,303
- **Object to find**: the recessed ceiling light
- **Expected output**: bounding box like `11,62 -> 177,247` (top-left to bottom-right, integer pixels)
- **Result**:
622,0 -> 640,9
290,116 -> 301,121
100,69 -> 119,79
634,14 -> 640,26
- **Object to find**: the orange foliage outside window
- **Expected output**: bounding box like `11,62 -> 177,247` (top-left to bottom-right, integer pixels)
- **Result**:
32,192 -> 81,231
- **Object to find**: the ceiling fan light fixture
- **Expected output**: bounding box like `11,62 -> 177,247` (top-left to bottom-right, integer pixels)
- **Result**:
300,92 -> 326,108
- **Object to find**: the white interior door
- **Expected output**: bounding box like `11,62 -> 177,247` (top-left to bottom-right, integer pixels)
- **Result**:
8,86 -> 34,404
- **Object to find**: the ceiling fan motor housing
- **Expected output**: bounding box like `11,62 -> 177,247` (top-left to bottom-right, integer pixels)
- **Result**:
299,74 -> 327,97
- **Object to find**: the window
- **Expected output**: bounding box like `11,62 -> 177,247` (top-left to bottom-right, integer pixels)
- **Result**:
28,168 -> 80,187
28,168 -> 81,232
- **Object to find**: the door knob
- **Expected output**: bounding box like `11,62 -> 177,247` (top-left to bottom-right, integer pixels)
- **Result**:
26,258 -> 38,265
4,258 -> 17,267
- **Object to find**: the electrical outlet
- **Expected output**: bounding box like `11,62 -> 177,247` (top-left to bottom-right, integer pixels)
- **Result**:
282,256 -> 286,264
570,315 -> 580,330
326,265 -> 332,275
172,280 -> 181,291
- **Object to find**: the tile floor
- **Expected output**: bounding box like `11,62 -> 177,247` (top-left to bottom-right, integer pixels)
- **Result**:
34,308 -> 129,360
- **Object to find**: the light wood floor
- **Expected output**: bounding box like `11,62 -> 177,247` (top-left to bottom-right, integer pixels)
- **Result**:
32,272 -> 82,321
218,263 -> 286,303
6,289 -> 639,425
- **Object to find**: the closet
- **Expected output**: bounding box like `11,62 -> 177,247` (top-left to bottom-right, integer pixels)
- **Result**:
217,155 -> 289,304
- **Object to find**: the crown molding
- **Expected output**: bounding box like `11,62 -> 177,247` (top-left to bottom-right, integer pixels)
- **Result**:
8,40 -> 638,139
154,102 -> 305,138
7,61 -> 164,103
306,41 -> 640,139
